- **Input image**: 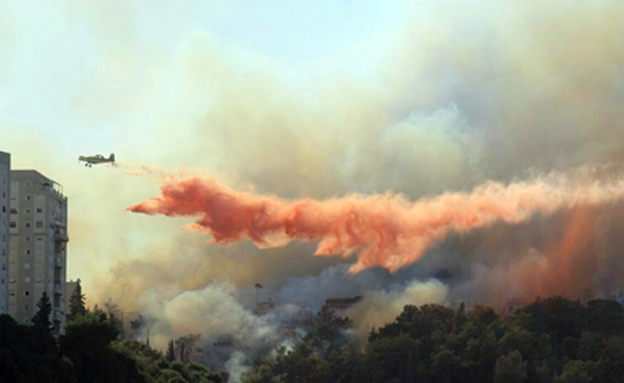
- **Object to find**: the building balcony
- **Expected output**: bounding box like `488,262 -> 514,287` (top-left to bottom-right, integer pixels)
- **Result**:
54,284 -> 62,296
54,256 -> 63,269
54,227 -> 69,242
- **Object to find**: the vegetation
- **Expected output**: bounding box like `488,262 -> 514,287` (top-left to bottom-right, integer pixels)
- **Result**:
68,280 -> 87,321
243,297 -> 624,383
0,307 -> 223,383
4,294 -> 624,382
31,291 -> 53,333
175,334 -> 202,363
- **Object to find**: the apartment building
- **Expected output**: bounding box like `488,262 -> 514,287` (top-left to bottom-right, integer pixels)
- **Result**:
8,170 -> 68,335
0,152 -> 10,314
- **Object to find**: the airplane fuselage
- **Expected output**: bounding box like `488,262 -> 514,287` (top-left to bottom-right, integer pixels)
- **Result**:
78,153 -> 115,167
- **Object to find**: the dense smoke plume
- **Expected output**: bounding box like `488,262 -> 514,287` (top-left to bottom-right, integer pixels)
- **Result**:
128,171 -> 624,273
345,280 -> 448,339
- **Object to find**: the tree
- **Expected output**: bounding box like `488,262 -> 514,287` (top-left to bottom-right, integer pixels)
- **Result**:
555,360 -> 594,383
32,292 -> 53,333
166,339 -> 176,362
470,304 -> 498,327
0,314 -> 67,382
432,348 -> 461,383
60,310 -> 126,383
175,334 -> 201,363
68,279 -> 87,320
304,305 -> 353,356
494,351 -> 527,383
104,298 -> 125,338
586,299 -> 624,335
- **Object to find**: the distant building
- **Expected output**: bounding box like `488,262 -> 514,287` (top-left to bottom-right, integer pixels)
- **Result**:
0,152 -> 9,314
8,170 -> 68,335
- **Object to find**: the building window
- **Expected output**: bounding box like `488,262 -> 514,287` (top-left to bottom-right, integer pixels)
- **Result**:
25,237 -> 30,242
24,291 -> 29,296
25,209 -> 31,214
24,263 -> 30,269
35,221 -> 43,228
36,208 -> 42,213
1,206 -> 5,213
9,222 -> 15,228
36,237 -> 43,242
9,291 -> 15,297
24,304 -> 29,311
10,208 -> 16,214
25,222 -> 31,228
8,278 -> 15,283
25,250 -> 31,256
24,277 -> 30,283
25,195 -> 31,201
35,277 -> 43,283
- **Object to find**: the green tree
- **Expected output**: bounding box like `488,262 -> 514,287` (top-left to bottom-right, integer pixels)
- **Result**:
175,334 -> 201,363
555,360 -> 594,383
304,305 -> 353,356
104,299 -> 125,338
586,299 -> 624,335
242,364 -> 285,383
32,291 -> 53,333
60,310 -> 124,383
0,314 -> 67,382
166,339 -> 176,362
432,347 -> 461,383
470,304 -> 498,327
68,280 -> 87,321
494,351 -> 527,383
271,342 -> 332,383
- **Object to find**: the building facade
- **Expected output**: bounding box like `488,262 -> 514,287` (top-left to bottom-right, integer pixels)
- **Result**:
0,152 -> 10,314
8,170 -> 68,335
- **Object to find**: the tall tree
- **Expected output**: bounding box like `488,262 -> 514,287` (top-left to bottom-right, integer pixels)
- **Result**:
68,279 -> 87,320
104,298 -> 125,338
32,291 -> 53,333
494,351 -> 527,383
166,339 -> 176,362
304,305 -> 353,356
175,334 -> 201,363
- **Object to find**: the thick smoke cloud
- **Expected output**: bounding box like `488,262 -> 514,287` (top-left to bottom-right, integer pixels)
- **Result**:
345,280 -> 448,339
93,3 -> 624,375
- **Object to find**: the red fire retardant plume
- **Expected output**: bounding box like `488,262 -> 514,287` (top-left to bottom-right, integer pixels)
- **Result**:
127,176 -> 624,273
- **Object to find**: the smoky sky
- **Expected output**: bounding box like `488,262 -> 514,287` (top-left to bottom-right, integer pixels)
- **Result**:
75,3 -> 624,372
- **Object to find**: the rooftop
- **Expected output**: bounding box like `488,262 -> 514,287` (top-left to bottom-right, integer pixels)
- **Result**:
11,170 -> 65,199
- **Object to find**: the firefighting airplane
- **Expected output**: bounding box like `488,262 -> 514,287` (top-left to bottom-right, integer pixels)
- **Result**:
78,153 -> 115,167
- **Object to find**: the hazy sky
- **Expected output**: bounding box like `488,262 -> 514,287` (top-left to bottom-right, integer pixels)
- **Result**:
2,0 -> 624,311
0,0 -> 411,282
